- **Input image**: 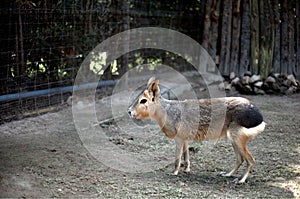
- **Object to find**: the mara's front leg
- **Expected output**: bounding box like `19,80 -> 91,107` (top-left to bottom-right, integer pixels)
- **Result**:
173,140 -> 184,175
183,141 -> 190,173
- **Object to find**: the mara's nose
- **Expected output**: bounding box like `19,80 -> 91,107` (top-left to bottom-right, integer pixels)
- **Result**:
128,108 -> 135,118
127,109 -> 133,117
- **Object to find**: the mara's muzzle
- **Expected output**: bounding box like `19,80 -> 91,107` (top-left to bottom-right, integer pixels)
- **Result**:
127,108 -> 135,118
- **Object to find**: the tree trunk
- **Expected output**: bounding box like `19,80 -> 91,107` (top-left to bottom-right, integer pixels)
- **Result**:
0,1 -> 13,94
288,1 -> 295,75
239,0 -> 251,75
280,0 -> 289,74
219,0 -> 232,76
121,0 -> 130,83
250,0 -> 259,74
272,0 -> 281,73
209,0 -> 221,62
296,0 -> 300,77
259,0 -> 274,79
84,0 -> 93,35
202,0 -> 213,52
267,0 -> 275,77
229,0 -> 241,73
18,6 -> 25,77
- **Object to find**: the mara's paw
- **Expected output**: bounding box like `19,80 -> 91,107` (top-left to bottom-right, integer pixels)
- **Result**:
172,170 -> 179,175
183,167 -> 190,173
218,171 -> 231,177
232,178 -> 246,184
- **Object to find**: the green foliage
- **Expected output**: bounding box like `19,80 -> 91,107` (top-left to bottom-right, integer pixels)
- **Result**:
7,0 -> 205,90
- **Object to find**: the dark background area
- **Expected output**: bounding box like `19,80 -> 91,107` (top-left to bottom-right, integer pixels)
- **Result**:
0,0 -> 299,122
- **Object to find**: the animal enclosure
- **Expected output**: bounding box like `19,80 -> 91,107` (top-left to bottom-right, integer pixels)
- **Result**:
1,0 -> 300,121
0,1 -> 299,197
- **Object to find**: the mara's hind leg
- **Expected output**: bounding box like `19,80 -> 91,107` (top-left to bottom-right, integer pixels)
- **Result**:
221,124 -> 256,183
220,142 -> 244,177
183,141 -> 190,173
238,142 -> 255,183
231,135 -> 255,183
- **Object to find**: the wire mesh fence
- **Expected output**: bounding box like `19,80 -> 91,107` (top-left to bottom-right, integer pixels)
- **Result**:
2,0 -> 299,123
0,0 -> 202,123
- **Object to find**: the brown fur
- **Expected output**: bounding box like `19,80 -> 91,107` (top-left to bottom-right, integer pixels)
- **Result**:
128,77 -> 266,183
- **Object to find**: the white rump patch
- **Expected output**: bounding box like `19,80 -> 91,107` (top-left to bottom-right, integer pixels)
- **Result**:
243,121 -> 266,139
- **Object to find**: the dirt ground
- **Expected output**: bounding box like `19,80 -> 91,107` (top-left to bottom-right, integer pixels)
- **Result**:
0,89 -> 299,198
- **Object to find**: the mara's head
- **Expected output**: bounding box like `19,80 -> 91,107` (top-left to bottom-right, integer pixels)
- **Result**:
128,77 -> 160,119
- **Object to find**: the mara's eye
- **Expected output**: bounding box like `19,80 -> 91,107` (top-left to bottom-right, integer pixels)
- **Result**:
140,99 -> 147,104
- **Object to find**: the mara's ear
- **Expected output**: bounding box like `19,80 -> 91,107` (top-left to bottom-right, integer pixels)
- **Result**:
146,77 -> 160,102
146,77 -> 156,88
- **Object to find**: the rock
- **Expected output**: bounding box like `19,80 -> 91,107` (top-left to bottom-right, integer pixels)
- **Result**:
218,82 -> 225,91
278,73 -> 288,79
231,77 -> 240,85
230,85 -> 237,92
226,72 -> 299,95
250,74 -> 261,83
273,83 -> 281,92
244,71 -> 252,77
254,81 -> 263,88
218,81 -> 232,91
254,87 -> 265,95
266,76 -> 276,83
244,85 -> 253,93
279,86 -> 288,94
238,84 -> 253,94
287,74 -> 298,87
285,86 -> 298,95
283,79 -> 291,87
229,72 -> 236,80
218,81 -> 228,91
225,83 -> 232,91
273,73 -> 280,78
241,76 -> 250,85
